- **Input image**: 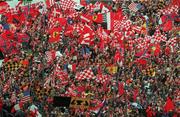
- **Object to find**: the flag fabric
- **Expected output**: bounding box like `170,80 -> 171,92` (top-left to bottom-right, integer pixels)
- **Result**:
104,12 -> 113,30
48,27 -> 62,43
142,66 -> 156,77
164,97 -> 175,113
59,0 -> 76,11
20,90 -> 31,103
160,5 -> 179,15
113,20 -> 122,31
45,50 -> 56,64
3,60 -> 24,72
79,32 -> 94,45
166,37 -> 177,50
67,63 -> 76,72
96,74 -> 109,83
50,8 -> 63,18
128,2 -> 142,12
0,2 -> 9,14
146,106 -> 154,117
0,30 -> 14,40
54,64 -> 68,80
75,68 -> 95,80
46,0 -> 55,8
92,13 -> 104,23
106,65 -> 118,75
89,99 -> 106,114
79,24 -> 95,45
80,14 -> 92,23
153,28 -> 167,44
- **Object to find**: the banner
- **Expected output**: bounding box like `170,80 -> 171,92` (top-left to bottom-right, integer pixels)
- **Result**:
53,96 -> 90,109
70,97 -> 90,109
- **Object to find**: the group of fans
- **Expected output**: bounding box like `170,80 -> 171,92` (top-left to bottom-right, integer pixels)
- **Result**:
0,0 -> 179,117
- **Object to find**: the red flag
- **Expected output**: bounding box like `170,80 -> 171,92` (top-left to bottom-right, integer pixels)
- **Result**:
170,0 -> 180,7
79,24 -> 94,45
136,58 -> 147,66
48,27 -> 62,43
1,30 -> 14,40
163,20 -> 173,31
112,9 -> 124,20
80,14 -> 92,23
164,97 -> 175,113
75,68 -> 95,80
64,25 -> 74,36
46,0 -> 55,8
55,64 -> 68,80
0,2 -> 9,14
118,82 -> 124,96
146,106 -> 154,117
92,14 -> 103,23
55,17 -> 67,26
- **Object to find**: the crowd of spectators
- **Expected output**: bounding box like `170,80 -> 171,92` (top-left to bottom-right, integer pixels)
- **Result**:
0,0 -> 179,117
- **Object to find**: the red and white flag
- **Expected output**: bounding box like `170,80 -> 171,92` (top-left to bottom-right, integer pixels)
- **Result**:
45,50 -> 56,64
96,74 -> 110,83
79,24 -> 95,45
153,28 -> 167,44
0,2 -> 9,14
59,0 -> 76,11
75,68 -> 95,80
46,0 -> 56,8
54,64 -> 68,80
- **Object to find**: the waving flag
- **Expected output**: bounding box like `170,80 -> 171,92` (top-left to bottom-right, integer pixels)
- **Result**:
59,0 -> 76,11
48,27 -> 62,43
164,97 -> 175,113
79,24 -> 95,45
75,68 -> 95,80
54,64 -> 68,80
20,90 -> 31,104
0,2 -> 9,14
46,0 -> 55,8
128,2 -> 142,12
92,13 -> 104,23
